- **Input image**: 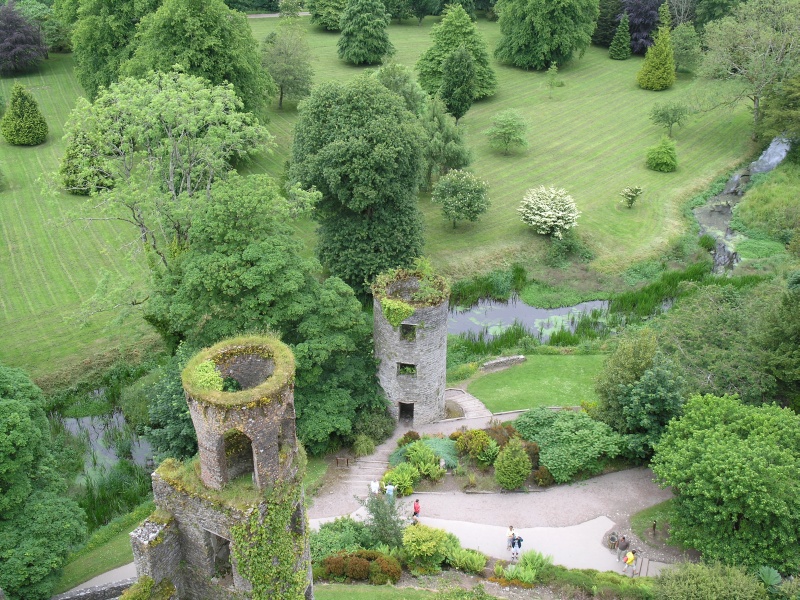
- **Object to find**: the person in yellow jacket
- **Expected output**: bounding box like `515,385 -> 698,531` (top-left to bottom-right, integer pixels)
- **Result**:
622,549 -> 638,576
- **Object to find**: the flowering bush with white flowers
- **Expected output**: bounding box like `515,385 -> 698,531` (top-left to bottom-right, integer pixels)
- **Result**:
517,186 -> 580,239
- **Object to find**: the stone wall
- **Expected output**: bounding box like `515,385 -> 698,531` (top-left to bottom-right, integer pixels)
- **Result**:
131,518 -> 182,593
374,298 -> 448,425
50,578 -> 136,600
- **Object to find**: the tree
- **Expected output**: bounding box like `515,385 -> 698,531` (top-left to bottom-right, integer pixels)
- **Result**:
384,0 -> 413,22
262,21 -> 314,108
71,0 -> 160,100
637,2 -> 676,90
546,64 -> 561,97
494,0 -> 599,70
122,0 -> 274,116
60,69 -> 270,269
593,0 -> 623,46
337,0 -> 395,65
650,100 -> 690,136
416,4 -> 496,99
0,364 -> 86,600
374,62 -> 428,115
669,0 -> 696,24
760,74 -> 800,146
518,186 -> 581,239
757,279 -> 800,408
0,83 -> 47,146
420,96 -> 472,189
15,0 -> 72,53
408,0 -> 439,23
494,437 -> 533,490
58,130 -> 113,195
695,0 -> 741,27
671,21 -> 701,72
438,46 -> 475,122
289,75 -> 426,295
358,493 -> 405,547
306,0 -> 348,30
651,394 -> 800,571
622,0 -> 662,53
608,13 -> 632,59
702,0 -> 800,125
431,169 -> 489,228
0,1 -> 47,74
646,135 -> 678,171
486,109 -> 528,154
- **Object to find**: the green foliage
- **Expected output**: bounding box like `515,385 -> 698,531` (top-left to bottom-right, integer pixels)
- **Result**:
408,0 -> 440,23
646,136 -> 678,172
359,493 -> 406,548
307,0 -> 347,30
0,1 -> 47,74
654,562 -> 768,599
608,13 -> 632,60
77,460 -> 152,532
455,429 -> 491,460
0,364 -> 86,600
290,75 -> 426,295
15,0 -> 72,53
310,517 -> 368,563
494,0 -> 599,70
192,360 -> 223,391
381,298 -> 416,328
402,524 -> 450,573
514,408 -> 624,483
619,186 -> 643,208
671,22 -> 701,72
732,162 -> 800,245
760,74 -> 800,149
501,551 -> 554,585
652,394 -> 800,571
390,436 -> 459,468
439,46 -> 476,122
517,186 -> 581,239
0,83 -> 47,146
757,283 -> 800,407
698,233 -> 716,251
450,265 -> 527,306
593,0 -> 623,46
382,461 -> 421,496
372,257 -> 450,307
337,0 -> 395,65
736,238 -> 786,259
231,483 -> 311,600
432,169 -> 490,228
546,64 -> 562,97
650,101 -> 690,137
636,3 -> 675,90
447,547 -> 487,574
420,96 -> 472,189
544,230 -> 595,267
262,22 -> 314,109
353,434 -> 376,457
374,62 -> 428,116
493,436 -> 532,489
416,5 -> 496,99
611,261 -> 712,318
485,109 -> 528,155
58,129 -> 114,195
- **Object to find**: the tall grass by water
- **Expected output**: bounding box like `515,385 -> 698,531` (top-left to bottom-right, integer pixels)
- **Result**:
450,265 -> 527,307
77,460 -> 153,531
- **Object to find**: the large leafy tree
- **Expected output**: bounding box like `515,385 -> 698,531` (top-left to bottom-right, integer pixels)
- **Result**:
0,364 -> 86,600
760,74 -> 800,146
416,4 -> 496,99
701,0 -> 800,125
651,394 -> 800,571
420,96 -> 472,189
306,0 -> 347,30
60,69 -> 270,270
289,75 -> 426,294
0,1 -> 47,74
438,46 -> 475,122
622,0 -> 661,53
262,19 -> 314,108
122,0 -> 274,116
695,0 -> 740,26
374,62 -> 428,116
337,0 -> 395,65
636,2 -> 676,90
431,169 -> 490,228
671,21 -> 701,72
593,0 -> 623,46
494,0 -> 599,70
71,0 -> 160,100
408,0 -> 439,23
15,0 -> 72,53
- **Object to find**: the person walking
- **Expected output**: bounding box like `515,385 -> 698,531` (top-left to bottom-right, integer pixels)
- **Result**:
511,533 -> 523,561
616,535 -> 630,561
370,480 -> 379,495
385,483 -> 395,501
412,499 -> 421,525
506,526 -> 515,551
622,549 -> 637,576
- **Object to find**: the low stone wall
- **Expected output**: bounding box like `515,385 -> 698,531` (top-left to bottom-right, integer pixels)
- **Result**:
480,355 -> 526,371
50,577 -> 136,600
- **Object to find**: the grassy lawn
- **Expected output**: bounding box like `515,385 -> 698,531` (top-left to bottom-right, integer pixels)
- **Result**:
467,354 -> 604,412
1,16 -> 752,382
316,584 -> 436,599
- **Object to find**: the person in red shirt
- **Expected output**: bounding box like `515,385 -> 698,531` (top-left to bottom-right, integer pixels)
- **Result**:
413,499 -> 421,519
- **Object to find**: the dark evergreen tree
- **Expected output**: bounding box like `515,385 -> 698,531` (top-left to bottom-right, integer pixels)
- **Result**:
609,13 -> 632,59
289,75 -> 426,295
494,0 -> 599,70
0,1 -> 47,74
0,83 -> 47,146
408,0 -> 439,23
695,0 -> 741,27
593,0 -> 623,47
622,0 -> 662,53
438,46 -> 475,122
420,96 -> 472,189
637,2 -> 675,89
337,0 -> 395,65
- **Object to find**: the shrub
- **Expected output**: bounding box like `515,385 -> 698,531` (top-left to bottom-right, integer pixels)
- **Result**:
382,462 -> 420,496
352,408 -> 395,446
476,438 -> 500,466
448,547 -> 488,574
310,517 -> 368,563
402,524 -> 450,573
654,562 -> 768,600
533,465 -> 556,487
345,555 -> 371,580
405,439 -> 438,467
646,136 -> 678,172
0,83 -> 47,146
518,186 -> 581,239
521,440 -> 540,470
359,491 -> 406,548
493,436 -> 533,489
455,429 -> 491,459
398,430 -> 421,447
619,186 -> 643,208
519,549 -> 554,574
484,420 -> 518,447
353,434 -> 375,457
369,555 -> 402,584
323,554 -> 347,577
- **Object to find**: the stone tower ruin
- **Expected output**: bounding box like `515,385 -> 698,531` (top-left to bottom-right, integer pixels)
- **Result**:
130,335 -> 313,600
372,262 -> 449,426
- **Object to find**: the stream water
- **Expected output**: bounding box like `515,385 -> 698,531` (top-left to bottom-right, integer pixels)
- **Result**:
693,137 -> 791,272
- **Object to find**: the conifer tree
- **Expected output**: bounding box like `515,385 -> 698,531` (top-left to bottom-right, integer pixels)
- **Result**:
0,83 -> 47,146
337,0 -> 395,65
636,2 -> 676,90
438,46 -> 475,122
593,0 -> 623,47
416,4 -> 496,99
609,13 -> 632,60
420,96 -> 472,189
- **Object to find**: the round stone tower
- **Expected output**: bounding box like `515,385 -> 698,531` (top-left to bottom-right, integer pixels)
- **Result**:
372,262 -> 450,426
181,335 -> 301,491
